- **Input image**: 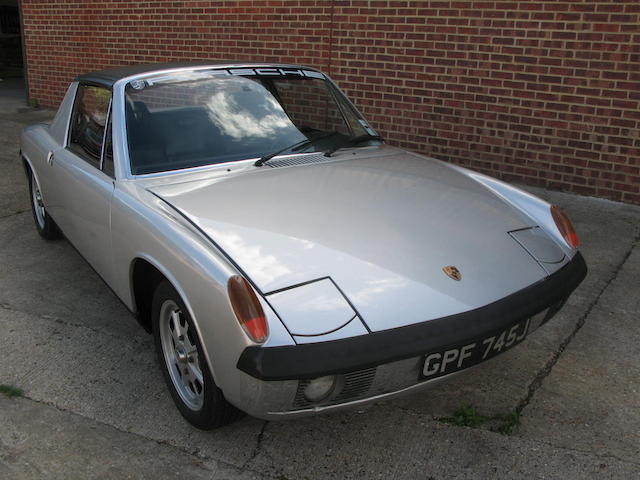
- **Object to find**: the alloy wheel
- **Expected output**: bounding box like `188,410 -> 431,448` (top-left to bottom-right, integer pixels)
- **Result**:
158,300 -> 204,410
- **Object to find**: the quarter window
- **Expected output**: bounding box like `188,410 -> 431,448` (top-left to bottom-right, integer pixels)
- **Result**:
103,117 -> 114,177
69,85 -> 111,167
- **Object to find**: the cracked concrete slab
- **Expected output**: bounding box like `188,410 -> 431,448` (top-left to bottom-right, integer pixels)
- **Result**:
518,241 -> 640,463
0,395 -> 264,480
244,405 -> 639,479
0,306 -> 265,469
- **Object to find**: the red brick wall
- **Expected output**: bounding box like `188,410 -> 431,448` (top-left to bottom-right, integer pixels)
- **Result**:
20,1 -> 640,203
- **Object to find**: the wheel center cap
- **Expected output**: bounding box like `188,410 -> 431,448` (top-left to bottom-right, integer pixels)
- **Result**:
176,347 -> 188,364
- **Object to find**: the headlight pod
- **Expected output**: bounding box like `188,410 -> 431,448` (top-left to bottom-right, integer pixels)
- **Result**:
228,275 -> 268,343
551,205 -> 580,249
458,169 -> 579,253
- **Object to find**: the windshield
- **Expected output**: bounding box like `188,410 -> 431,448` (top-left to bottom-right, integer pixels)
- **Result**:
124,68 -> 377,175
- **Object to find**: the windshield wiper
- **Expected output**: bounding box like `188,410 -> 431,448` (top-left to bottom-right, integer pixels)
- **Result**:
323,134 -> 384,158
254,131 -> 341,167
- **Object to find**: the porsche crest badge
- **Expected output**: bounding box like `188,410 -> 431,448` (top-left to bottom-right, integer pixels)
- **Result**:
443,265 -> 462,281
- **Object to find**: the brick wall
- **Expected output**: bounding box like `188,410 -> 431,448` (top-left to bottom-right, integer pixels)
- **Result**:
20,1 -> 640,203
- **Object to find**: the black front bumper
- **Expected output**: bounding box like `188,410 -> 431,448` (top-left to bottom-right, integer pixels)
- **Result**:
237,252 -> 588,381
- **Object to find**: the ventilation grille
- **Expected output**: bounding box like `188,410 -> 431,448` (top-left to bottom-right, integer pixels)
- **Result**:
267,153 -> 329,168
292,367 -> 377,410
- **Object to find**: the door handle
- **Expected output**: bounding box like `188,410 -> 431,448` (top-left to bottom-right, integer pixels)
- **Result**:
46,151 -> 54,165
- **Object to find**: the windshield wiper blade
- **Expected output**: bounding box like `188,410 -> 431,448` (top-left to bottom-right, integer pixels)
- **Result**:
254,131 -> 341,167
323,134 -> 384,157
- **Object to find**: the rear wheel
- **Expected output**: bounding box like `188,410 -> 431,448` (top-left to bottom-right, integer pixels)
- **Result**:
27,167 -> 60,240
152,280 -> 241,429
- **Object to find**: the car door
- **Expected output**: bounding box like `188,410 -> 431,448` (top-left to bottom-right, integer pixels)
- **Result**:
50,83 -> 116,284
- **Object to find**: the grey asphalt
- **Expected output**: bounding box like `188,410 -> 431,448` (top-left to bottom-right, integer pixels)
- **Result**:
1,80 -> 638,479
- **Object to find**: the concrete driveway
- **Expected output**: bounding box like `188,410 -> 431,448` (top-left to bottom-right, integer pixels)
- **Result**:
1,86 -> 639,479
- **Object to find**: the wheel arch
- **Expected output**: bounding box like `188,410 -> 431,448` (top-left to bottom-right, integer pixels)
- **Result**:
128,254 -> 224,385
21,152 -> 45,204
129,255 -> 199,334
128,255 -> 208,342
21,152 -> 36,181
130,256 -> 167,333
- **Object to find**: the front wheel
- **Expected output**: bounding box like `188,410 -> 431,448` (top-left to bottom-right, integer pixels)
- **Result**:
27,167 -> 61,240
152,280 -> 241,429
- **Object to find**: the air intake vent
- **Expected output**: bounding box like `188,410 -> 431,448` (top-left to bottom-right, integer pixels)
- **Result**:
267,153 -> 329,168
292,367 -> 377,410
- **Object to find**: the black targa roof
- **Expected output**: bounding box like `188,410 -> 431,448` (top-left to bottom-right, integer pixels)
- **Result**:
74,62 -> 315,88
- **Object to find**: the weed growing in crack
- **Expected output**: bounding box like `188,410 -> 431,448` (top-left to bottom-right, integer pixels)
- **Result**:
494,410 -> 521,435
441,405 -> 487,428
0,384 -> 23,398
440,404 -> 521,435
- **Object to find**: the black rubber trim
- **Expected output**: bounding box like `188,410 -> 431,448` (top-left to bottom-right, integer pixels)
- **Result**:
237,252 -> 587,381
75,62 -> 324,88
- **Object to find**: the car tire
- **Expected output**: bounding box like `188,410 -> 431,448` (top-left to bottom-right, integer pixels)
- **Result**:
27,166 -> 61,240
152,280 -> 241,429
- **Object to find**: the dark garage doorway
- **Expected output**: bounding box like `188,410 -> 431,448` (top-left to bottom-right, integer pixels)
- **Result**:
0,0 -> 25,104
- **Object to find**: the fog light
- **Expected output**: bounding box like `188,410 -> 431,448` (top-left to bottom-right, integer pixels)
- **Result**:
303,376 -> 337,403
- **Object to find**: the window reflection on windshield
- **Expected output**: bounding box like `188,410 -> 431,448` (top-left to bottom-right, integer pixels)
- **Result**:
204,79 -> 300,140
125,71 -> 371,175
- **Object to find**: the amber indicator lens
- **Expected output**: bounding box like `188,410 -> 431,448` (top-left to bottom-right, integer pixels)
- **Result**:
551,205 -> 579,248
228,275 -> 268,343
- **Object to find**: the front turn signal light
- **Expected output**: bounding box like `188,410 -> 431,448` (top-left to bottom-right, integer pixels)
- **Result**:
228,275 -> 268,343
551,205 -> 579,248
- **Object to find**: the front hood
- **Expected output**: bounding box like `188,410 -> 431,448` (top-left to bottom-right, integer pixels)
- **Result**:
149,147 -> 547,331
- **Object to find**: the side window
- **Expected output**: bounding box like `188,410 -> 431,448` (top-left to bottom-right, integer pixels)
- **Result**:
69,85 -> 111,168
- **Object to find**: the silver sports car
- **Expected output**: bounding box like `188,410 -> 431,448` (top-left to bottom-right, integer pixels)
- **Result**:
20,63 -> 587,429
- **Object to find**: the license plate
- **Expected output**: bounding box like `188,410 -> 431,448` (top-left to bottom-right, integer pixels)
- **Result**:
421,318 -> 530,380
